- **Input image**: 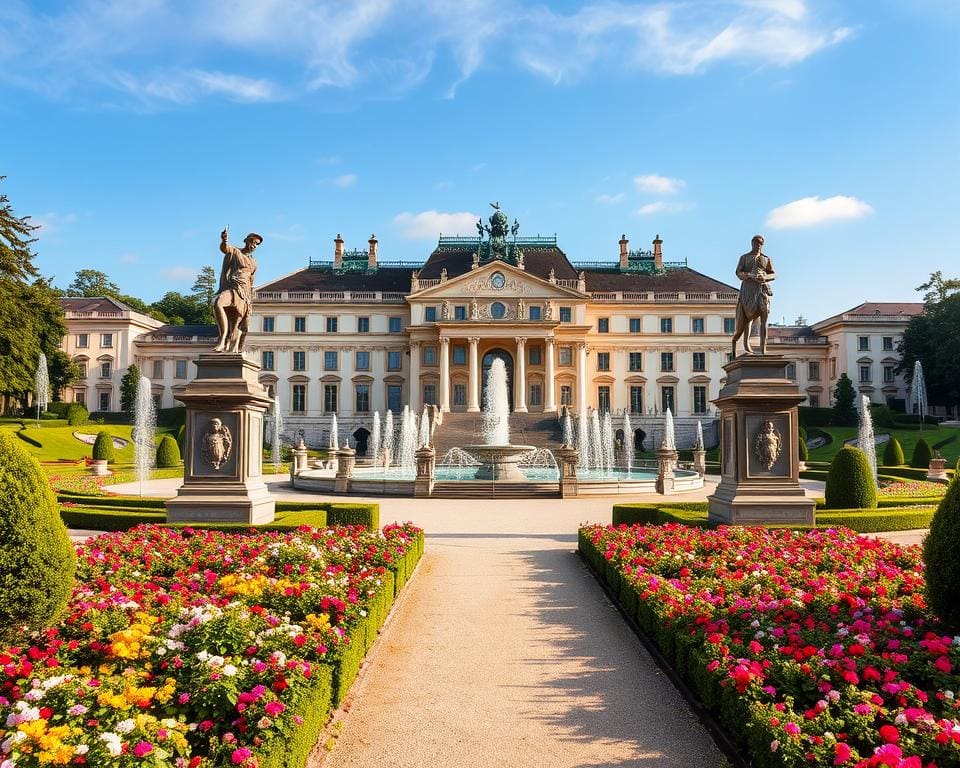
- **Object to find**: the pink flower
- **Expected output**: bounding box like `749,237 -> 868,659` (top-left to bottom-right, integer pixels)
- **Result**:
231,747 -> 253,765
265,700 -> 285,717
833,742 -> 852,764
784,722 -> 801,736
133,741 -> 153,757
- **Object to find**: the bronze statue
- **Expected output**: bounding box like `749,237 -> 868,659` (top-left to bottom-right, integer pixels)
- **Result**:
213,228 -> 262,353
731,235 -> 775,357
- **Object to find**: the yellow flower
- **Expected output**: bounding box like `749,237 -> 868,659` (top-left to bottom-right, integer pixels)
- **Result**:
18,719 -> 48,740
124,684 -> 157,707
306,613 -> 331,631
97,691 -> 129,709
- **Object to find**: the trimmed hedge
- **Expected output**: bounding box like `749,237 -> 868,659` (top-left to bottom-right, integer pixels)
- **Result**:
817,507 -> 936,533
66,402 -> 88,426
882,436 -> 906,466
92,430 -> 116,462
155,434 -> 181,467
797,406 -> 834,427
824,446 -> 877,510
798,426 -> 808,463
924,477 -> 960,629
911,438 -> 933,468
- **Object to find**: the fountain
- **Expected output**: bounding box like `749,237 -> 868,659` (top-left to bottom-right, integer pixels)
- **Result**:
561,411 -> 573,446
370,411 -> 381,466
383,410 -> 394,465
397,406 -> 417,469
328,413 -> 339,450
910,360 -> 927,431
858,395 -> 878,485
269,395 -> 284,472
35,353 -> 49,425
133,375 -> 156,497
695,419 -> 704,450
418,409 -> 431,448
589,410 -> 602,470
462,358 -> 535,480
601,411 -> 614,474
662,407 -> 676,450
622,412 -> 633,472
577,409 -> 590,469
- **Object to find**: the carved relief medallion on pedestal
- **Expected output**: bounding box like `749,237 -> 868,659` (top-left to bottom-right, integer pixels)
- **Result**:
201,418 -> 233,469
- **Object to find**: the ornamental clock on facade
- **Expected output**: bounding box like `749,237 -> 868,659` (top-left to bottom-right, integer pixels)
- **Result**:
491,272 -> 506,290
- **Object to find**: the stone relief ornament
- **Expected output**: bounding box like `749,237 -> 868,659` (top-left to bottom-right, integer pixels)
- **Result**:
544,300 -> 554,320
516,299 -> 525,319
200,418 -> 233,470
441,300 -> 451,320
753,418 -> 782,470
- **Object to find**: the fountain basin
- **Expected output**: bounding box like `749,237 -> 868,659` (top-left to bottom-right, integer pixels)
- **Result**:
461,444 -> 536,481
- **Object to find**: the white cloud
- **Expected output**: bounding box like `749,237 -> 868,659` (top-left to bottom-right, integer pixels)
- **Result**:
595,192 -> 626,205
161,266 -> 197,281
636,201 -> 692,216
393,210 -> 479,240
635,175 -> 685,195
332,173 -> 358,188
33,212 -> 78,238
119,252 -> 139,264
113,69 -> 280,105
765,195 -> 874,228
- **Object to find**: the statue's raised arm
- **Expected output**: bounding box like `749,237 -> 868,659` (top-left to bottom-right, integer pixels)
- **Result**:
213,229 -> 263,354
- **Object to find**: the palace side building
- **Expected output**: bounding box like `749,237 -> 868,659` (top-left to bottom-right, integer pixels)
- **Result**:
57,207 -> 924,449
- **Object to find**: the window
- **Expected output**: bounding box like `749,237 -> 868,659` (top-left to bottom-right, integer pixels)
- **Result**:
424,306 -> 437,322
453,345 -> 466,365
355,384 -> 370,413
882,336 -> 894,352
529,383 -> 542,406
830,358 -> 837,378
152,360 -> 163,379
490,302 -> 506,319
262,316 -> 275,333
528,306 -> 541,321
558,346 -> 572,366
692,352 -> 706,372
423,345 -> 437,366
560,385 -> 572,406
323,384 -> 338,413
387,384 -> 402,413
629,318 -> 641,333
858,336 -> 869,351
559,307 -> 572,323
389,317 -> 402,333
692,317 -> 705,334
630,386 -> 643,414
294,316 -> 307,333
454,305 -> 467,321
598,386 -> 611,413
629,352 -> 643,372
100,361 -> 112,379
99,392 -> 110,411
884,365 -> 895,383
75,390 -> 85,405
292,384 -> 306,413
324,351 -> 338,370
387,351 -> 401,371
598,318 -> 610,333
77,333 -> 89,348
723,317 -> 736,334
453,383 -> 467,407
809,362 -> 820,381
325,317 -> 338,333
660,352 -> 674,372
265,384 -> 275,399
660,318 -> 673,334
661,386 -> 675,413
356,351 -> 370,371
529,346 -> 542,365
597,352 -> 610,371
175,359 -> 188,379
262,351 -> 275,371
292,351 -> 306,371
785,362 -> 796,379
809,394 -> 820,407
423,384 -> 437,406
859,364 -> 872,383
77,362 -> 87,378
101,333 -> 113,348
693,385 -> 707,414
357,316 -> 370,333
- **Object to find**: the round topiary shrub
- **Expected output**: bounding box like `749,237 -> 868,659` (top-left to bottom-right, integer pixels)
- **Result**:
911,438 -> 933,469
66,402 -> 88,426
824,445 -> 877,510
882,436 -> 906,467
156,434 -> 181,468
92,430 -> 116,462
924,475 -> 960,629
0,432 -> 76,642
798,427 -> 809,463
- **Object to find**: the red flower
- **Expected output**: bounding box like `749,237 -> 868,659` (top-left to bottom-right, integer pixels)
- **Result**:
878,724 -> 899,743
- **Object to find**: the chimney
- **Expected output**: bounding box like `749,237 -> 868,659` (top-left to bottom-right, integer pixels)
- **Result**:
334,233 -> 344,268
619,234 -> 629,270
653,234 -> 663,270
367,234 -> 378,269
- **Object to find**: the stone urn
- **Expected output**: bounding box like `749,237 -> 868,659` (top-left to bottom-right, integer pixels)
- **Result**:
927,454 -> 949,483
89,459 -> 111,477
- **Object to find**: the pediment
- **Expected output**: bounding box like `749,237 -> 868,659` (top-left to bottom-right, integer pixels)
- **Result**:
409,261 -> 586,301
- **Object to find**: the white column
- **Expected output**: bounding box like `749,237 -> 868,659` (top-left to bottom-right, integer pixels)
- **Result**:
467,336 -> 480,412
515,337 -> 527,413
439,337 -> 450,413
409,341 -> 421,410
545,337 -> 557,412
577,341 -> 588,415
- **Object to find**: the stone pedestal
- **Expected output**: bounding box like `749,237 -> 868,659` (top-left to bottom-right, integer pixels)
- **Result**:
334,444 -> 356,493
165,354 -> 275,525
927,457 -> 949,483
90,460 -> 111,477
414,445 -> 436,497
556,445 -> 579,498
692,448 -> 706,477
708,355 -> 815,526
655,447 -> 678,494
292,447 -> 309,476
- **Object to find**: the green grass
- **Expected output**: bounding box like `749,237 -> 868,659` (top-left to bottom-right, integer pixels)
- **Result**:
0,423 -> 176,462
807,425 -> 960,464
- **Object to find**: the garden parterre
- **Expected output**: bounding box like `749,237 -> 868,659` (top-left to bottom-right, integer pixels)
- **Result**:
580,524 -> 960,768
0,523 -> 423,768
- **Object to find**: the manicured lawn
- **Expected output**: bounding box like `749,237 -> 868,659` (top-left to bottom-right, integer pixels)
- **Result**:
808,425 -> 960,464
0,422 -> 176,462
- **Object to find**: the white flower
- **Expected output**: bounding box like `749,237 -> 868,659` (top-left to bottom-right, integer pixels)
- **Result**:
75,745 -> 89,755
116,719 -> 136,734
222,664 -> 238,677
944,690 -> 955,700
770,739 -> 780,752
100,733 -> 123,757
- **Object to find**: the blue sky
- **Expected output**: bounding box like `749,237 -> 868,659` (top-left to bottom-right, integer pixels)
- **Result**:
1,0 -> 957,324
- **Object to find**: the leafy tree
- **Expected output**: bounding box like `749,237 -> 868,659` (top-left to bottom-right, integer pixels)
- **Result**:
0,176 -> 39,281
192,266 -> 217,307
65,268 -> 119,298
47,349 -> 82,401
151,291 -> 209,326
831,373 -> 858,426
120,363 -> 141,414
916,271 -> 960,304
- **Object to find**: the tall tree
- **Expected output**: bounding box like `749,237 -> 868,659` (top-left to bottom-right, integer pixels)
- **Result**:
120,363 -> 141,414
151,291 -> 209,326
47,350 -> 82,402
0,177 -> 39,281
832,373 -> 858,426
65,269 -> 120,298
192,266 -> 217,308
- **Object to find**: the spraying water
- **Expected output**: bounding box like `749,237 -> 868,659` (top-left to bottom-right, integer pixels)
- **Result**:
482,358 -> 511,445
133,375 -> 156,497
590,410 -> 602,471
910,360 -> 928,432
397,406 -> 417,469
601,411 -> 614,474
270,395 -> 284,471
371,412 -> 381,465
383,410 -> 394,466
622,412 -> 633,472
695,420 -> 704,451
418,409 -> 431,447
329,413 -> 339,450
35,353 -> 49,425
858,395 -> 878,485
577,409 -> 590,469
562,412 -> 573,446
661,408 -> 676,450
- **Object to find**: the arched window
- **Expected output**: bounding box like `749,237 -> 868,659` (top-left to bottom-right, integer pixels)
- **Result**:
490,302 -> 505,319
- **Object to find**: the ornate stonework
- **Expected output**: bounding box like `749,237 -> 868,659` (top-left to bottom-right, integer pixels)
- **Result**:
753,418 -> 782,470
200,417 -> 233,470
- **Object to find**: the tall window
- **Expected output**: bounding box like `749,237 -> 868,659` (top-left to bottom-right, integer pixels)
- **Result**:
293,351 -> 306,371
294,316 -> 307,333
598,386 -> 610,413
529,383 -> 542,406
830,358 -> 837,378
152,360 -> 163,379
387,384 -> 402,413
723,317 -> 736,334
692,317 -> 705,334
357,316 -> 370,333
882,336 -> 894,351
528,306 -> 541,321
558,346 -> 572,366
883,365 -> 895,383
859,364 -> 872,383
560,385 -> 572,406
323,384 -> 338,413
389,317 -> 402,333
858,336 -> 870,351
423,345 -> 437,365
529,346 -> 542,365
325,317 -> 338,333
598,318 -> 610,333
355,384 -> 370,413
262,316 -> 275,333
454,305 -> 467,321
629,318 -> 641,333
100,361 -> 112,379
101,333 -> 113,348
809,362 -> 820,381
292,384 -> 306,413
324,351 -> 338,370
453,383 -> 467,406
424,306 -> 437,322
453,345 -> 466,365
175,359 -> 188,378
597,352 -> 610,371
629,352 -> 643,372
262,351 -> 275,371
77,362 -> 87,378
559,307 -> 572,323
692,352 -> 706,372
387,351 -> 401,370
693,385 -> 707,414
809,394 -> 820,407
660,318 -> 673,334
423,383 -> 437,405
356,351 -> 370,370
660,352 -> 674,372
75,390 -> 85,405
661,386 -> 675,413
785,362 -> 796,379
630,386 -> 643,414
99,392 -> 110,411
77,333 -> 89,348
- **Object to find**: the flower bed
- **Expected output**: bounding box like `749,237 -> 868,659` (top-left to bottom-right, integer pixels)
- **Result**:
878,480 -> 947,499
580,524 -> 960,767
0,523 -> 423,767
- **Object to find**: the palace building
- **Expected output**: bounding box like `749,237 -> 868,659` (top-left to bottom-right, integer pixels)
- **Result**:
57,205 -> 923,449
